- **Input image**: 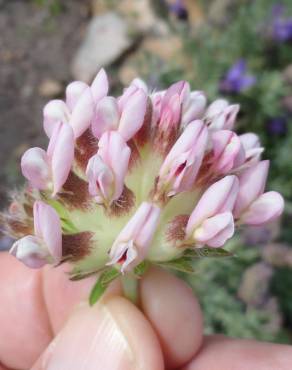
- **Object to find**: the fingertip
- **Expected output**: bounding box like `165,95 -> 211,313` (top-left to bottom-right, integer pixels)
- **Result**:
140,266 -> 203,369
183,336 -> 292,370
0,253 -> 52,369
32,296 -> 164,370
42,263 -> 122,334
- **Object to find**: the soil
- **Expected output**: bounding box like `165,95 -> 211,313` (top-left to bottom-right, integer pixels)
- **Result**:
0,0 -> 91,208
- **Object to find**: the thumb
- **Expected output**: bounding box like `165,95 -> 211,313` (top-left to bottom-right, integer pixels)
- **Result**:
31,296 -> 164,370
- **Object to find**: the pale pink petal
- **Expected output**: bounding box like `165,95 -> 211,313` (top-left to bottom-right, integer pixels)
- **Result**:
118,89 -> 147,141
43,100 -> 70,137
135,204 -> 161,248
233,160 -> 269,218
33,201 -> 62,262
159,121 -> 208,195
206,99 -> 229,119
239,133 -> 263,164
48,123 -> 74,195
70,87 -> 95,138
240,191 -> 284,225
21,147 -> 51,190
212,130 -> 245,173
66,81 -> 88,111
98,131 -> 131,201
10,235 -> 48,268
162,81 -> 189,107
223,104 -> 240,130
91,96 -> 119,138
86,154 -> 114,203
91,68 -> 109,103
182,91 -> 207,125
131,78 -> 148,93
194,212 -> 234,248
186,175 -> 239,234
108,203 -> 160,272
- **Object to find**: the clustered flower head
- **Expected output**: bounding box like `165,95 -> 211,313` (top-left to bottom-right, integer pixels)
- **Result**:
1,69 -> 284,302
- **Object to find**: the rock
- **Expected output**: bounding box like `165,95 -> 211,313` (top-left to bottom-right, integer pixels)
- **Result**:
118,34 -> 184,86
38,79 -> 63,97
71,12 -> 139,83
117,0 -> 162,33
238,262 -> 273,307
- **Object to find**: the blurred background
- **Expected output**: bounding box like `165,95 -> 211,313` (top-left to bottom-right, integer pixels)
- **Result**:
1,0 -> 292,343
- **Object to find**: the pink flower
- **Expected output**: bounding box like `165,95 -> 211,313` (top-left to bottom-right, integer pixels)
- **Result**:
239,133 -> 264,165
21,122 -> 74,196
234,161 -> 284,225
10,201 -> 62,268
107,202 -> 160,273
43,69 -> 108,138
92,86 -> 147,141
86,131 -> 131,205
186,175 -> 239,247
211,130 -> 245,174
153,81 -> 206,133
157,120 -> 208,196
205,99 -> 240,131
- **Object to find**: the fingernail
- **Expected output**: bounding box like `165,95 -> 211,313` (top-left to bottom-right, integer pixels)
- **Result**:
33,299 -> 134,370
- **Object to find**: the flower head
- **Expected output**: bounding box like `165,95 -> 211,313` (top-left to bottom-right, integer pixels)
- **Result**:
2,69 -> 284,302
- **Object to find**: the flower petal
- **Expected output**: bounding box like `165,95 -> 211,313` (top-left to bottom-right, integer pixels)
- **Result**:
234,160 -> 269,218
43,100 -> 70,137
10,235 -> 48,268
48,122 -> 75,196
70,87 -> 95,138
91,68 -> 109,103
66,81 -> 88,111
21,147 -> 51,190
194,212 -> 234,248
33,201 -> 62,262
118,89 -> 147,141
91,96 -> 119,138
240,191 -> 284,225
186,175 -> 239,234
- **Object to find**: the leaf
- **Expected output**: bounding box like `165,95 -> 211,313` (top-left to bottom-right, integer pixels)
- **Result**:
183,247 -> 233,259
134,261 -> 149,277
158,257 -> 195,274
89,280 -> 106,306
89,268 -> 120,306
100,268 -> 121,286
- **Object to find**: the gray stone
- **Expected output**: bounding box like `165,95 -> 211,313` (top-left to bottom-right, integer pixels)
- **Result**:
71,12 -> 138,83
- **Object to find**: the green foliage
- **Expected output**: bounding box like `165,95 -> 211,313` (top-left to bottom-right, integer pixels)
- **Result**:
188,238 -> 290,342
89,268 -> 120,305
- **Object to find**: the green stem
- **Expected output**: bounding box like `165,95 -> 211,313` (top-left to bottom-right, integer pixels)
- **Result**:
122,275 -> 138,304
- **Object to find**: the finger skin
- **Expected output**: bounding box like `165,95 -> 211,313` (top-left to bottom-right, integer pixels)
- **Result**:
0,253 -> 52,370
183,335 -> 292,370
140,267 -> 203,369
32,296 -> 164,370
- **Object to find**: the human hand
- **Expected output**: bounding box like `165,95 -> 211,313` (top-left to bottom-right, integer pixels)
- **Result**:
0,252 -> 291,370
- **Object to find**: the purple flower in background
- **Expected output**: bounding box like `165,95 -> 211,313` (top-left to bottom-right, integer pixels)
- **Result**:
266,117 -> 287,136
271,4 -> 292,42
168,0 -> 188,20
219,60 -> 256,94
